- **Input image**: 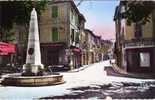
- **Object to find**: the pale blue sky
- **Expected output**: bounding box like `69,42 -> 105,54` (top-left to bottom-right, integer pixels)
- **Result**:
74,0 -> 119,40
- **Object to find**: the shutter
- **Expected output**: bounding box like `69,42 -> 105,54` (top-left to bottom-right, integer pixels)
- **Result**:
52,27 -> 58,42
52,6 -> 58,18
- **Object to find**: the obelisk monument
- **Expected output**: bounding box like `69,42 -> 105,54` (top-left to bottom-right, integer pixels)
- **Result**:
23,8 -> 44,76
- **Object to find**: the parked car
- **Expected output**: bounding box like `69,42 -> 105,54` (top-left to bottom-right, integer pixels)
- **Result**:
48,65 -> 70,72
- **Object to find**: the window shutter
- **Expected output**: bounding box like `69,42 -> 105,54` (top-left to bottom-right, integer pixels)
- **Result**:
52,27 -> 58,42
52,6 -> 58,18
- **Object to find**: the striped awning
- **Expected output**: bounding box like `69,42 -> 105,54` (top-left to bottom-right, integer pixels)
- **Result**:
0,42 -> 15,55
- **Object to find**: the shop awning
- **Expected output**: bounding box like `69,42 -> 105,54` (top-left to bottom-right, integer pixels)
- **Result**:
0,42 -> 16,55
40,43 -> 66,50
72,48 -> 81,53
41,42 -> 66,47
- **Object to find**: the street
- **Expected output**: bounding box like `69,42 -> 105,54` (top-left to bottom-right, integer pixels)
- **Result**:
1,1 -> 155,99
0,60 -> 155,99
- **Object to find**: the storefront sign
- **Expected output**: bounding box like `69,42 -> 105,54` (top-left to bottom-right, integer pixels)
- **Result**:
72,48 -> 81,52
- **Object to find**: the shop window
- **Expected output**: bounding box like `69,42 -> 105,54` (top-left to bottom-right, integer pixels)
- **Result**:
140,52 -> 150,67
128,51 -> 139,68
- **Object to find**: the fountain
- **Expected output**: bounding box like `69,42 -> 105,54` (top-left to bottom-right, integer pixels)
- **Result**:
1,8 -> 65,86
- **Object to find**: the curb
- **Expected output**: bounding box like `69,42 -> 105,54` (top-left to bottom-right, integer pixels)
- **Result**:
71,65 -> 90,72
66,63 -> 96,73
112,63 -> 127,75
111,63 -> 155,79
62,65 -> 89,73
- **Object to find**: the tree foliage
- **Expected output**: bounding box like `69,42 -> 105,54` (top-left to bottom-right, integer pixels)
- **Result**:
121,1 -> 155,25
0,1 -> 47,31
0,1 -> 47,42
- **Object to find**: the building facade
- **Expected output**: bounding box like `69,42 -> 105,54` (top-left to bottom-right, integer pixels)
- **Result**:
114,2 -> 155,73
84,29 -> 100,64
0,1 -> 108,72
94,35 -> 102,62
79,14 -> 87,65
39,0 -> 82,70
101,40 -> 113,60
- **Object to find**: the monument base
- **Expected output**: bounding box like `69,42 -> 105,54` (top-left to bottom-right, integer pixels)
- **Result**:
1,73 -> 65,86
22,63 -> 44,76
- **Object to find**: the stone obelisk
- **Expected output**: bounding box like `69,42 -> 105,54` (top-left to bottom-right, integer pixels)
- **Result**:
23,8 -> 44,76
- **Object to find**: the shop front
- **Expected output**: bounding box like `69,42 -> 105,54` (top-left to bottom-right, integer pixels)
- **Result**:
126,47 -> 155,73
0,42 -> 16,66
70,46 -> 81,69
41,42 -> 67,67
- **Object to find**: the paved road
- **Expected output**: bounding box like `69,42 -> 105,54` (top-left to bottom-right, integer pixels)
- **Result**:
0,60 -> 155,99
42,60 -> 155,99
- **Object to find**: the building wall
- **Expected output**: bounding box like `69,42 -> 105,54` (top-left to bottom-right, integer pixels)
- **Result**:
50,2 -> 69,43
124,15 -> 153,40
124,22 -> 134,40
84,29 -> 97,64
39,2 -> 71,67
123,9 -> 155,73
40,2 -> 70,44
69,3 -> 79,47
114,3 -> 155,73
142,15 -> 153,38
40,1 -> 82,69
39,5 -> 52,43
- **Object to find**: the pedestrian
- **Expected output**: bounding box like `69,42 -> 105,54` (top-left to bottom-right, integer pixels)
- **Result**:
110,60 -> 112,64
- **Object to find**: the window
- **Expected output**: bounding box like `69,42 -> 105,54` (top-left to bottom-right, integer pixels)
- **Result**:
134,22 -> 142,39
75,32 -> 79,43
75,15 -> 78,25
71,29 -> 74,42
140,52 -> 150,67
52,27 -> 58,42
128,51 -> 139,68
60,7 -> 64,18
52,6 -> 58,18
71,10 -> 74,20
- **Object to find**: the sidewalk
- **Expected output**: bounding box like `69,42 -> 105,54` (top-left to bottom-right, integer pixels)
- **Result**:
69,65 -> 89,73
60,64 -> 90,73
66,63 -> 97,73
111,63 -> 155,79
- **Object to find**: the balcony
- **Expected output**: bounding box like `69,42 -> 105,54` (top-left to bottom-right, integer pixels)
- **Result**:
124,38 -> 155,48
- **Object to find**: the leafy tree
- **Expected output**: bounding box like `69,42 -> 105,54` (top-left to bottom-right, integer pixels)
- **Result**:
0,1 -> 47,42
121,1 -> 155,25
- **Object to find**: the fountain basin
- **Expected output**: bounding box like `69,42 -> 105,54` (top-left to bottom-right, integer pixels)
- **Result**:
1,73 -> 65,86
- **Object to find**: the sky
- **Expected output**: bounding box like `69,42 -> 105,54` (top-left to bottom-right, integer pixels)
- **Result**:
75,0 -> 119,40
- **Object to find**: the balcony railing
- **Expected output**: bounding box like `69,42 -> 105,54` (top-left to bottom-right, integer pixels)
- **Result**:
124,38 -> 155,48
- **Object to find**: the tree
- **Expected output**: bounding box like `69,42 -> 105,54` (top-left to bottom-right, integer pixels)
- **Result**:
0,1 -> 47,42
121,1 -> 155,25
